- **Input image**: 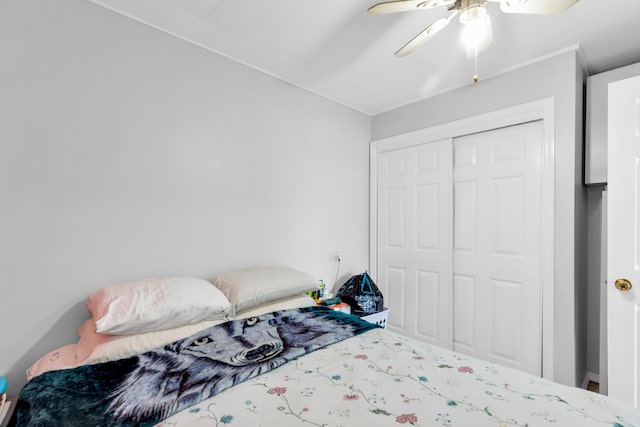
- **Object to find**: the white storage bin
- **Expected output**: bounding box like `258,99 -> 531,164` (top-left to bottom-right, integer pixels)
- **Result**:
361,308 -> 389,329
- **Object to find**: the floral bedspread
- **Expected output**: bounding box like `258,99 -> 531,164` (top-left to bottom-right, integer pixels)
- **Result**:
157,328 -> 639,427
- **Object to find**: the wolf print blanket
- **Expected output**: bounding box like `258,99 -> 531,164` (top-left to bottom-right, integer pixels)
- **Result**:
12,306 -> 379,427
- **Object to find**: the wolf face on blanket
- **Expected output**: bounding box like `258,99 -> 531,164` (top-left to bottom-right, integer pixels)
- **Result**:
106,307 -> 374,424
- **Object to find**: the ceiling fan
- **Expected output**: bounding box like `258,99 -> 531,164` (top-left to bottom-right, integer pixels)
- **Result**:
368,0 -> 580,58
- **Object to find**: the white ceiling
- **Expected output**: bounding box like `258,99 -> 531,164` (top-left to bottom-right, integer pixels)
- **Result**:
90,0 -> 640,115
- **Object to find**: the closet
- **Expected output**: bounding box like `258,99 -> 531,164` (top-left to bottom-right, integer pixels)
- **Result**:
372,111 -> 550,377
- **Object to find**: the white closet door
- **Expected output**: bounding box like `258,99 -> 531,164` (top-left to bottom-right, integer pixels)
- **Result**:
377,139 -> 453,349
452,120 -> 543,376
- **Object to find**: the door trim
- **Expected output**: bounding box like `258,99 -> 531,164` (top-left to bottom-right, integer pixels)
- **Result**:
370,97 -> 555,380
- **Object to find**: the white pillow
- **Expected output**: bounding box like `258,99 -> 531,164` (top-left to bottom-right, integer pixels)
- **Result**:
86,276 -> 231,335
231,293 -> 316,319
212,266 -> 318,316
75,318 -> 225,365
75,294 -> 314,366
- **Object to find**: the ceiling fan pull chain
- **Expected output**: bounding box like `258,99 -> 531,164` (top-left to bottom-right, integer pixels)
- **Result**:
473,46 -> 479,83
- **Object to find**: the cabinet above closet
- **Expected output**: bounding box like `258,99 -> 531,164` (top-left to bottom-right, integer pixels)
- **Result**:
585,61 -> 640,185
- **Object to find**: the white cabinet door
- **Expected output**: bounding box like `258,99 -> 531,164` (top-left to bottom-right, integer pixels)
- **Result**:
452,121 -> 543,376
607,75 -> 640,407
377,139 -> 453,349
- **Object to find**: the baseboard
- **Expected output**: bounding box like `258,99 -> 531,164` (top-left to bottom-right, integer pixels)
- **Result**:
581,371 -> 600,389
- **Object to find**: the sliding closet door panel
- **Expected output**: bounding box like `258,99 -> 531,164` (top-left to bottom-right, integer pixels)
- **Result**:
452,120 -> 542,376
377,139 -> 453,348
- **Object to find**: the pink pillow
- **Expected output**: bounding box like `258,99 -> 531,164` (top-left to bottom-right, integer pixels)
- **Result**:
26,344 -> 79,380
86,277 -> 230,335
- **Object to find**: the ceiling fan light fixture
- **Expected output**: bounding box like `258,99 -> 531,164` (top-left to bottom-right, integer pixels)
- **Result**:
459,1 -> 488,24
461,13 -> 492,52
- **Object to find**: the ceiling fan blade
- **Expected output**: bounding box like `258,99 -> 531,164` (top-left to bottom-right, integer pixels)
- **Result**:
368,0 -> 451,15
395,11 -> 458,57
500,0 -> 580,15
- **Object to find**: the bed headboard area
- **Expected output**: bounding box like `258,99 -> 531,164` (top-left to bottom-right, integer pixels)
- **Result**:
3,266 -> 325,396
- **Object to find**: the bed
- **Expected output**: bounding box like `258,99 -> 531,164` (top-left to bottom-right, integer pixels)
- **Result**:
10,267 -> 640,426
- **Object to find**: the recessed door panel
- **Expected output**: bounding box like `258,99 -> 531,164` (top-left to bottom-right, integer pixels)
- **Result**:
385,155 -> 405,178
385,266 -> 406,330
454,181 -> 477,252
416,184 -> 438,250
453,274 -> 475,352
490,279 -> 523,365
454,143 -> 477,167
416,270 -> 440,340
493,176 -> 524,256
417,145 -> 439,172
492,134 -> 525,163
386,187 -> 405,248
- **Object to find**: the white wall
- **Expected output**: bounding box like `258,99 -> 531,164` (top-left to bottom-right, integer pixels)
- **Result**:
372,51 -> 588,387
0,0 -> 371,394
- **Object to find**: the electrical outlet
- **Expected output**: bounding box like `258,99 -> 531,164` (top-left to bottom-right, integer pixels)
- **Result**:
329,252 -> 341,262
